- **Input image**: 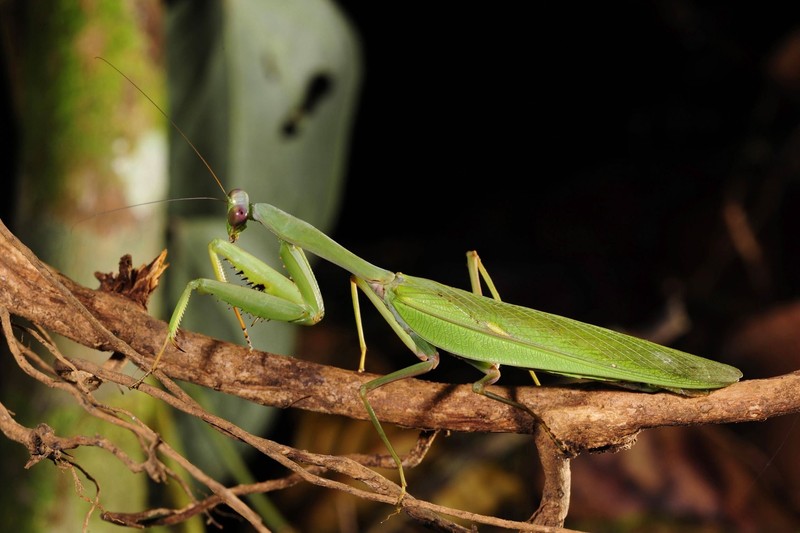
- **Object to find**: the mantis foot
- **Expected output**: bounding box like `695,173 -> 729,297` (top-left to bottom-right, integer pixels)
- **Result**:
131,336 -> 172,388
131,369 -> 152,389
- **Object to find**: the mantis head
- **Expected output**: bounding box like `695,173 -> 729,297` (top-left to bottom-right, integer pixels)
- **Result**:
226,189 -> 250,243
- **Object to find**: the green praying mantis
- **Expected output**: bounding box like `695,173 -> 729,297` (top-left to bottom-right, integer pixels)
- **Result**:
112,62 -> 742,495
144,179 -> 743,495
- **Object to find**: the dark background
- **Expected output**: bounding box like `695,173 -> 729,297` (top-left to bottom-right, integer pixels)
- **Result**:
323,3 -> 800,372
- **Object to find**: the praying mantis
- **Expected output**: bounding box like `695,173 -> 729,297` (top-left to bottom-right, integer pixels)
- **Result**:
145,178 -> 743,494
109,62 -> 743,495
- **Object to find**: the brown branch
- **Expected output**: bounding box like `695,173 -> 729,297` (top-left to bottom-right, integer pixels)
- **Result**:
1,218 -> 797,529
0,308 -> 272,532
3,315 -> 572,532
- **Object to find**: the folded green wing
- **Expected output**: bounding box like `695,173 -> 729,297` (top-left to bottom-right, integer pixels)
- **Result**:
389,275 -> 742,390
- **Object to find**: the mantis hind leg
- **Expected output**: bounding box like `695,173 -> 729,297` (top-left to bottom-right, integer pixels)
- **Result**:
462,257 -> 565,451
466,251 -> 541,386
467,359 -> 567,454
466,359 -> 528,410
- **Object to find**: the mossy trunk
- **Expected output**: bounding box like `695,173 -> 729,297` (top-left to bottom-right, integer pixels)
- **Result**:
4,2 -> 169,532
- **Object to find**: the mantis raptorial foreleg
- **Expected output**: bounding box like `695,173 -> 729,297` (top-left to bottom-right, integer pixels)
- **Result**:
139,235 -> 324,384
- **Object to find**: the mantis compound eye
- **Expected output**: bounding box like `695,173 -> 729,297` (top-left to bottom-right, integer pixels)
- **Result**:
227,188 -> 250,241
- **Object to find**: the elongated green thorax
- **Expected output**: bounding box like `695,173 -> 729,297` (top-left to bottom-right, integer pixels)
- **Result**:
251,201 -> 394,282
